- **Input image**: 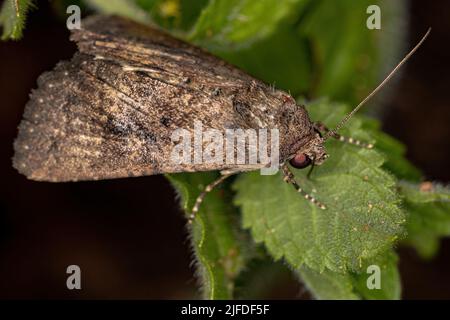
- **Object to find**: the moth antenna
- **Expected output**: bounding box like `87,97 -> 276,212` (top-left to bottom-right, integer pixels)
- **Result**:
324,28 -> 431,140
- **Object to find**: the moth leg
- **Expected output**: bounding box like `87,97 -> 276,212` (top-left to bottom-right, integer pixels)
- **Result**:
281,164 -> 326,210
314,122 -> 374,149
189,173 -> 234,224
306,157 -> 315,180
220,164 -> 265,176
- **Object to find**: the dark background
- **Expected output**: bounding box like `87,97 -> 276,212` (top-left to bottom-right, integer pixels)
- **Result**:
0,1 -> 449,299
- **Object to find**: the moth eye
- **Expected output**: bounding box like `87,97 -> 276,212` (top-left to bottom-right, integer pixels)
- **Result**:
289,153 -> 311,169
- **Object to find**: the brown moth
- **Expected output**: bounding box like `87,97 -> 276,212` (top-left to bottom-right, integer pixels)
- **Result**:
12,16 -> 429,220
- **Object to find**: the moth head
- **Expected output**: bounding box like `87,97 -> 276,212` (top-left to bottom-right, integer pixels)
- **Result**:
289,130 -> 327,170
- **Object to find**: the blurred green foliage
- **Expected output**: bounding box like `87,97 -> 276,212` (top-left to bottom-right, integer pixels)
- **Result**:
0,0 -> 35,40
400,182 -> 450,259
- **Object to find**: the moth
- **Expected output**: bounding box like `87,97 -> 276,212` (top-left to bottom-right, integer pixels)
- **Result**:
13,16 -> 429,222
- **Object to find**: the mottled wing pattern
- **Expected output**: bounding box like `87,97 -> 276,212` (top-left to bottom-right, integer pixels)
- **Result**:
13,15 -> 312,182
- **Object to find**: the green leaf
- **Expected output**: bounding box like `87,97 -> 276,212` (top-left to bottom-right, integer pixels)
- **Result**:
298,266 -> 360,300
234,99 -> 406,273
351,250 -> 401,300
136,0 -> 209,31
362,118 -> 422,181
234,257 -> 292,299
217,25 -> 312,97
298,250 -> 400,300
178,0 -> 210,30
0,0 -> 34,40
399,181 -> 450,259
189,0 -> 308,51
167,172 -> 252,299
135,0 -> 178,30
85,0 -> 151,24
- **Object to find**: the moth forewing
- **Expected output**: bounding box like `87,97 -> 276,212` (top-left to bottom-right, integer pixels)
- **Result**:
13,15 -> 315,183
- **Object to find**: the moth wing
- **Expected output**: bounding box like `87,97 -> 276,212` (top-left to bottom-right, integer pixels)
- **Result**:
13,16 -> 287,182
71,15 -> 296,131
